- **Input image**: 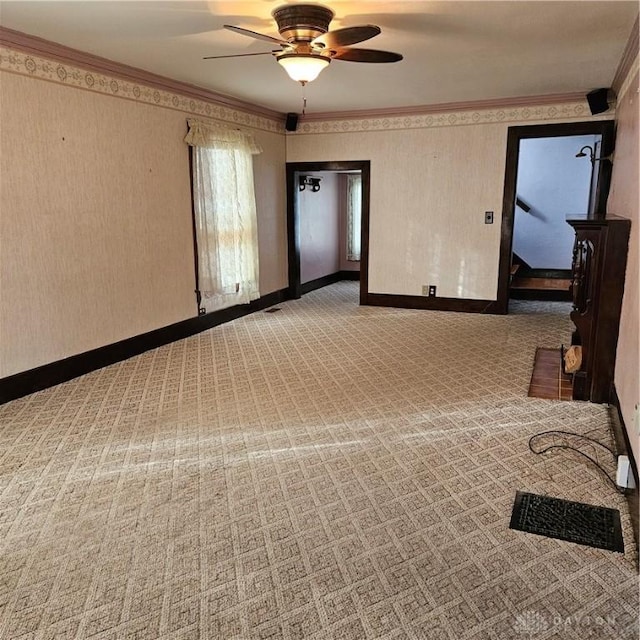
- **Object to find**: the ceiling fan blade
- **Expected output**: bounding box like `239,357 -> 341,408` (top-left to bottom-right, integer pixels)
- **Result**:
312,25 -> 380,49
203,51 -> 276,60
224,24 -> 288,46
332,48 -> 403,63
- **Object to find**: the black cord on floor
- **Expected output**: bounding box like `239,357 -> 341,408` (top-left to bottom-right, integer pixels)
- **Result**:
528,430 -> 626,494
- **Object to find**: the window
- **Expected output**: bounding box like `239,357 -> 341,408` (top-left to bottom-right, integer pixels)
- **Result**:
346,174 -> 362,262
185,120 -> 261,312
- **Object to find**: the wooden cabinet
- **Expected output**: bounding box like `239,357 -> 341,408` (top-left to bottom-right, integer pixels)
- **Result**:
567,216 -> 630,403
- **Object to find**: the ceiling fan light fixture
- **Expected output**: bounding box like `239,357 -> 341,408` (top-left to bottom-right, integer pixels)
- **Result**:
277,53 -> 330,84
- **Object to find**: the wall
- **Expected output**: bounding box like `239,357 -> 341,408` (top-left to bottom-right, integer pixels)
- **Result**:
287,104 -> 607,301
608,64 -> 639,462
299,172 -> 340,283
0,39 -> 622,385
0,48 -> 287,379
253,132 -> 288,295
514,135 -> 597,269
298,171 -> 360,282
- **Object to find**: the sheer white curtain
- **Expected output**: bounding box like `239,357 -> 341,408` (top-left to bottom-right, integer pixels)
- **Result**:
185,119 -> 261,312
346,174 -> 362,262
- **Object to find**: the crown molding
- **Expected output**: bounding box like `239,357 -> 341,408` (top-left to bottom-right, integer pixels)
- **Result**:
0,24 -> 624,137
0,26 -> 284,125
618,54 -> 640,101
612,13 -> 639,96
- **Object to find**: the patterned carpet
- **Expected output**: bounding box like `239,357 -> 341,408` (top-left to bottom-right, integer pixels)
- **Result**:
0,282 -> 637,639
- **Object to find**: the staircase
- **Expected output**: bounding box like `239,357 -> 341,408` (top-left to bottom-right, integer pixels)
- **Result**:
509,256 -> 572,301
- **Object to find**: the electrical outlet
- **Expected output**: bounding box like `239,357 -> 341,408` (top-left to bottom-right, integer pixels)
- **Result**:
198,307 -> 206,316
428,285 -> 437,297
485,211 -> 494,224
421,285 -> 429,296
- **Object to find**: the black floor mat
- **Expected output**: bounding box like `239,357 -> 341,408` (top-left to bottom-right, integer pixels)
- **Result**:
510,491 -> 624,553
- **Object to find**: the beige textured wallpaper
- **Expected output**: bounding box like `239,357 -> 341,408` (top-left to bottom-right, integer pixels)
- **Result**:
252,129 -> 288,296
0,72 -> 287,378
287,111 -> 608,302
608,66 -> 639,462
287,125 -> 507,300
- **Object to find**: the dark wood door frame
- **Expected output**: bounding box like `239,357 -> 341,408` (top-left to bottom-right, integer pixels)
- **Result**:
496,120 -> 615,314
286,160 -> 370,304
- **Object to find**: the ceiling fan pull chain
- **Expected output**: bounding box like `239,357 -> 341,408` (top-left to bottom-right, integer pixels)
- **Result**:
302,86 -> 307,115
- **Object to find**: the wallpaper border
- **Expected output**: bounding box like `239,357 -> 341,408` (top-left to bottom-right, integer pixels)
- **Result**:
0,45 -> 284,134
292,102 -> 613,135
0,38 -> 618,136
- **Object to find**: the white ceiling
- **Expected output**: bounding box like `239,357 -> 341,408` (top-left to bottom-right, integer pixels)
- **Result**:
0,1 -> 637,114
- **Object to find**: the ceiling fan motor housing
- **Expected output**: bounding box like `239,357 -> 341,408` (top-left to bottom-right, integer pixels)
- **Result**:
272,4 -> 334,41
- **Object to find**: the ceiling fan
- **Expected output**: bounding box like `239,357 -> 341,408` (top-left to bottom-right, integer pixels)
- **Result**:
204,3 -> 403,85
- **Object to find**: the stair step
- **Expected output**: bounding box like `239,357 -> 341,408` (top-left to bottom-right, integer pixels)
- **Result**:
511,277 -> 571,291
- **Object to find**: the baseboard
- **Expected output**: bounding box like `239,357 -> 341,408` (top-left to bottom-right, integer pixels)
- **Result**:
364,293 -> 500,314
609,384 -> 639,553
0,288 -> 289,404
301,271 -> 360,294
301,272 -> 342,294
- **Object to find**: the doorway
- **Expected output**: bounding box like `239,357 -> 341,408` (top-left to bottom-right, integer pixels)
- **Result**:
286,161 -> 370,303
496,120 -> 615,313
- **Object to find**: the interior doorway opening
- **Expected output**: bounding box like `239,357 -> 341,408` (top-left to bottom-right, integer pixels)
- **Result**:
286,161 -> 370,303
297,170 -> 361,291
510,133 -> 602,301
496,120 -> 615,313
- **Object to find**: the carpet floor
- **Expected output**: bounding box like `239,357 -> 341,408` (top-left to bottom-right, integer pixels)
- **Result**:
0,282 -> 637,639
